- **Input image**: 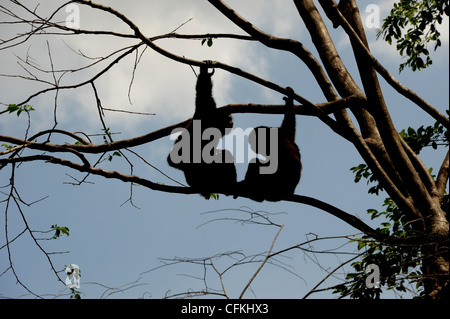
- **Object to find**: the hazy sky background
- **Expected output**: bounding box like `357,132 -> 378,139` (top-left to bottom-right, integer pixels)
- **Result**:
0,0 -> 448,299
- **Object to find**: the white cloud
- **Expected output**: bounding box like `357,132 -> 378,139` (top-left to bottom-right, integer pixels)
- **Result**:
5,0 -> 445,138
0,0 -> 277,137
225,0 -> 302,39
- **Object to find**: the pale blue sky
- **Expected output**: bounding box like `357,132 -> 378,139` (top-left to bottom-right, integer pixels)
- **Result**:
0,0 -> 448,299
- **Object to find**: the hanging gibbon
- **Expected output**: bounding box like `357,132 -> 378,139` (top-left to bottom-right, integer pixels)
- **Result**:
236,87 -> 302,202
167,62 -> 236,197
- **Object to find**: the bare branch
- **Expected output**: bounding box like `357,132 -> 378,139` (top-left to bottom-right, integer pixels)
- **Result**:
0,154 -> 191,195
302,253 -> 362,299
239,225 -> 284,299
152,32 -> 254,42
209,258 -> 230,299
2,165 -> 65,297
12,43 -> 143,106
102,108 -> 155,116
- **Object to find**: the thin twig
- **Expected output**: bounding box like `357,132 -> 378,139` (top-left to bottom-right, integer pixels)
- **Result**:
239,225 -> 284,299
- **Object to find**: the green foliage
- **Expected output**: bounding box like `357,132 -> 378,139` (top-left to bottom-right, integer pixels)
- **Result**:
7,104 -> 35,117
101,127 -> 111,142
350,164 -> 384,195
100,128 -> 122,161
1,144 -> 13,150
399,113 -> 449,154
335,117 -> 448,298
70,289 -> 81,299
107,151 -> 121,162
201,37 -> 214,47
377,0 -> 449,72
51,224 -> 70,239
203,193 -> 220,200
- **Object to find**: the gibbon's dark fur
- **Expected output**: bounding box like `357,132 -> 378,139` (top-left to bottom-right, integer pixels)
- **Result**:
237,87 -> 302,202
167,63 -> 236,197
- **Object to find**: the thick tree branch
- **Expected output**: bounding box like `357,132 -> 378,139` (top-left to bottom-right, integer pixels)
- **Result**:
436,151 -> 449,200
327,0 -> 439,223
221,93 -> 366,116
338,112 -> 422,224
293,0 -> 386,148
207,0 -> 338,101
294,0 -> 363,97
289,195 -> 445,247
293,0 -> 424,222
400,137 -> 438,197
319,0 -> 449,129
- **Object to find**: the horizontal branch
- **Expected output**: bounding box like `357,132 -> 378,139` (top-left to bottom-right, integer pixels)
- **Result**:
288,195 -> 446,247
0,154 -> 190,194
222,94 -> 365,116
1,154 -> 446,248
1,94 -> 364,155
151,32 -> 254,42
0,117 -> 189,154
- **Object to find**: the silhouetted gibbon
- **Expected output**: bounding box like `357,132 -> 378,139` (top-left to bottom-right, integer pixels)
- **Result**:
167,62 -> 236,197
236,87 -> 302,202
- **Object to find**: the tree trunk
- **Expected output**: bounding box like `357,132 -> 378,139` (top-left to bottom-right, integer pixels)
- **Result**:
296,0 -> 449,298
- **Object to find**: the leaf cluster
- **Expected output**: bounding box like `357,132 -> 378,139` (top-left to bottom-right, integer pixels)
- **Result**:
201,37 -> 214,47
51,224 -> 70,239
7,104 -> 35,117
350,163 -> 384,195
399,112 -> 449,154
377,0 -> 449,72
